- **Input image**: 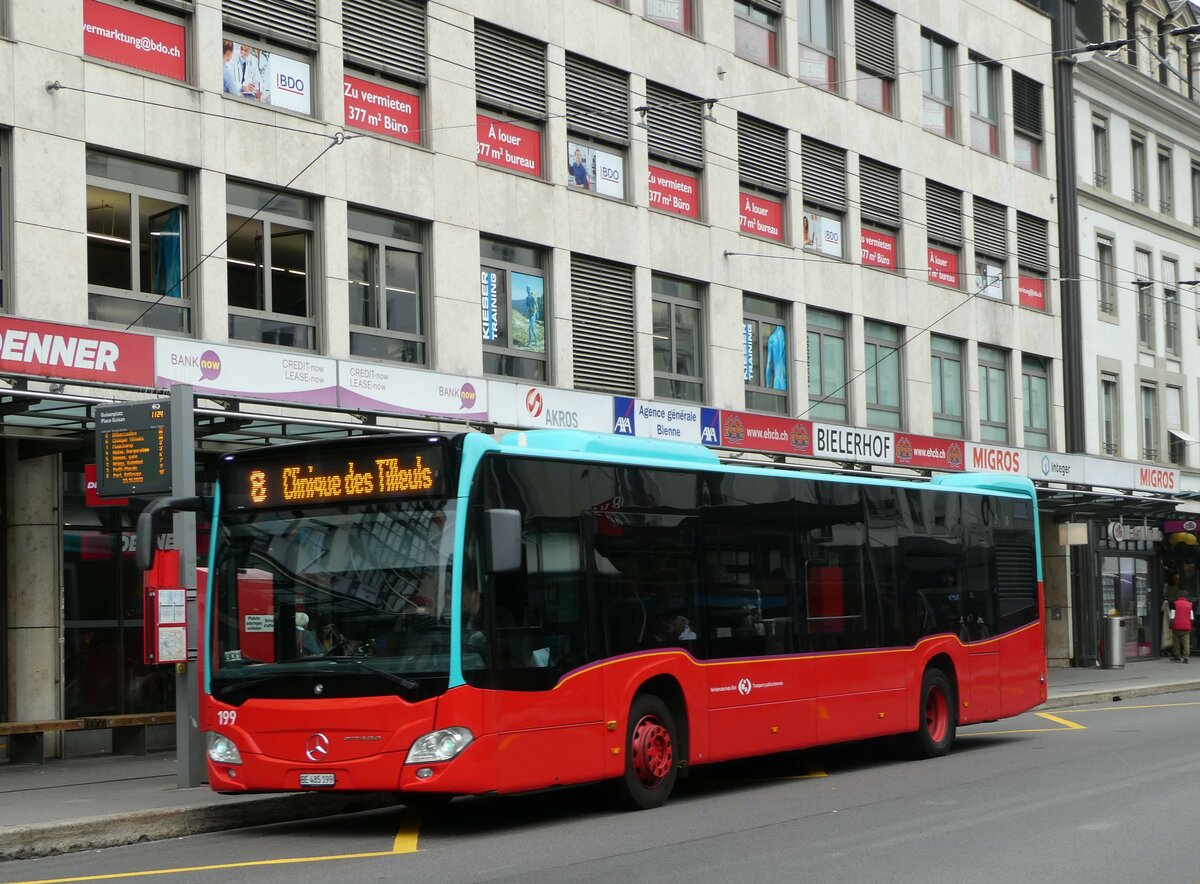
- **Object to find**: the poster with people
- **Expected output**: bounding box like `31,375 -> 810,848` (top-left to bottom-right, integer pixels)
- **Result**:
221,38 -> 311,114
975,260 -> 1003,300
802,211 -> 843,257
566,141 -> 625,199
510,272 -> 545,353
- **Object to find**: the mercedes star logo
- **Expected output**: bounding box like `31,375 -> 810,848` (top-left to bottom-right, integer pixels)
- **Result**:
305,733 -> 330,762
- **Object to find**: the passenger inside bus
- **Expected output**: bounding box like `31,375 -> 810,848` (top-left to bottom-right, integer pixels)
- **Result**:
294,612 -> 322,656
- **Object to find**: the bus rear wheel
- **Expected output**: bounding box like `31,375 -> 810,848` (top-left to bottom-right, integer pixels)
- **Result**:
910,668 -> 956,758
610,693 -> 679,810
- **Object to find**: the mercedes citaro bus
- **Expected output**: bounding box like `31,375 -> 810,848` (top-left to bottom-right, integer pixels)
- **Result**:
137,429 -> 1045,809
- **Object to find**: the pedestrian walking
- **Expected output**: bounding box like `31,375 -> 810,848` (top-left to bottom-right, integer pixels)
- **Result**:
1170,591 -> 1195,662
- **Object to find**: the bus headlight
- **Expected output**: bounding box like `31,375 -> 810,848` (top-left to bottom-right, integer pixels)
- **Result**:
406,727 -> 474,764
207,732 -> 243,765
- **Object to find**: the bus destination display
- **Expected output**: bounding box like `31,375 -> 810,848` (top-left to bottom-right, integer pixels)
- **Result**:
224,443 -> 447,509
94,400 -> 172,497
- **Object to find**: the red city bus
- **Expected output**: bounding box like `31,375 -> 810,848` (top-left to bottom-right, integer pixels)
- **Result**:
138,429 -> 1046,809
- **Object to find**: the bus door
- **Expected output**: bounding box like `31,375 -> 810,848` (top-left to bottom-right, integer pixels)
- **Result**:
701,499 -> 813,762
802,485 -> 905,744
476,459 -> 605,793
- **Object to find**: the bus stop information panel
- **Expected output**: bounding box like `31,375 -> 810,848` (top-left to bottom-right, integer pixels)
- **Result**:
94,400 -> 171,497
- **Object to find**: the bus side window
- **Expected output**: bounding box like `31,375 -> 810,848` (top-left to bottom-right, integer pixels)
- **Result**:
799,485 -> 868,651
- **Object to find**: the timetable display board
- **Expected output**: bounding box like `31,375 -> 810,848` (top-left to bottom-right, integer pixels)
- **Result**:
222,438 -> 449,510
94,400 -> 172,497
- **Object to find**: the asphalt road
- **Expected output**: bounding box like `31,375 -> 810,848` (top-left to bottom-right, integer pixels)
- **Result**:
4,692 -> 1200,884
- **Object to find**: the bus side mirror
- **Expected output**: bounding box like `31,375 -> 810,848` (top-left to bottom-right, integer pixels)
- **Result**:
135,496 -> 205,571
485,508 -> 523,574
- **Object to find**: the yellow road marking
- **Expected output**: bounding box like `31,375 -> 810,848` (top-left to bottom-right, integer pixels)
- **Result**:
6,809 -> 423,884
392,808 -> 423,853
962,710 -> 1086,736
1035,712 -> 1086,729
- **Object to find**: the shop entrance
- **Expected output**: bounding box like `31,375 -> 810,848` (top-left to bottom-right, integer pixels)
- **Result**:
1099,554 -> 1157,659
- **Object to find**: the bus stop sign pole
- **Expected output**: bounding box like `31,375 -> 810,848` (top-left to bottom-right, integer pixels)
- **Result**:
171,384 -> 205,788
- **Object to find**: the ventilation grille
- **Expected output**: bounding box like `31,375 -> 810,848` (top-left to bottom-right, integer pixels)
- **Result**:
571,256 -> 636,395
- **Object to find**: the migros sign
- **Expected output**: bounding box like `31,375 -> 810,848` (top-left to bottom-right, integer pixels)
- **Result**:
968,444 -> 1021,475
1138,466 -> 1177,492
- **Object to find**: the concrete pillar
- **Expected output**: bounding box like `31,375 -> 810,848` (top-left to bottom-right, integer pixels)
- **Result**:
5,443 -> 62,749
1042,519 -> 1077,668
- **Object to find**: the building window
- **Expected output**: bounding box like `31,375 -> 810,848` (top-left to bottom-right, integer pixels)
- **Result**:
566,55 -> 630,200
226,182 -> 315,350
0,136 -> 5,309
646,82 -> 704,220
1092,115 -> 1109,188
645,0 -> 694,34
1159,146 -> 1174,214
859,158 -> 901,271
735,1 -> 780,69
921,32 -> 955,138
1140,381 -> 1158,460
1016,213 -> 1049,311
1021,355 -> 1050,449
1137,25 -> 1154,77
347,208 -> 425,365
572,255 -> 635,395
1097,236 -> 1116,315
802,137 -> 846,257
652,274 -> 704,403
931,335 -> 964,437
855,0 -> 895,115
1191,160 -> 1200,226
1168,385 -> 1187,466
738,115 -> 788,242
86,151 -> 190,334
977,345 -> 1009,444
1135,248 -> 1154,349
969,56 -> 999,155
475,23 -> 547,178
1163,258 -> 1180,356
480,236 -> 548,381
798,0 -> 837,91
865,320 -> 902,429
1101,372 -> 1120,455
806,308 -> 847,422
1012,73 -> 1043,173
743,294 -> 789,414
342,0 -> 426,145
221,9 -> 315,114
973,197 -> 1007,301
1131,133 -> 1148,205
926,181 -> 962,289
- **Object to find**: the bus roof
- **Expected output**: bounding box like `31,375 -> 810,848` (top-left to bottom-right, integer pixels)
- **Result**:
497,430 -> 720,466
488,430 -> 1036,499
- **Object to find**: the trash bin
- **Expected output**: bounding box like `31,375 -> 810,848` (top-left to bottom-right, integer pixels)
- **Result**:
1102,613 -> 1126,669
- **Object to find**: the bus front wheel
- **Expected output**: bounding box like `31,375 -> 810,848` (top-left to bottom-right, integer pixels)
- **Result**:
911,668 -> 956,758
610,693 -> 679,810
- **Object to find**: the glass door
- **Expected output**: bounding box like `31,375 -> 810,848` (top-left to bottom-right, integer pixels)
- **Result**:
1100,555 -> 1154,659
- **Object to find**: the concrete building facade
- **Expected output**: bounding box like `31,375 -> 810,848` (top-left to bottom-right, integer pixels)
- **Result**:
0,0 -> 1070,746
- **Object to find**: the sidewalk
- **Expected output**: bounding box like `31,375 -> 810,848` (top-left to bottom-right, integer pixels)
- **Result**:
1,658 -> 1197,861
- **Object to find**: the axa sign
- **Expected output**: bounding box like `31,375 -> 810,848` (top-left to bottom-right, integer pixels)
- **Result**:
0,317 -> 154,386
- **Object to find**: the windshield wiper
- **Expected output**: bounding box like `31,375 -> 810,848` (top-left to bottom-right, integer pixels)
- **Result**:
319,656 -> 420,692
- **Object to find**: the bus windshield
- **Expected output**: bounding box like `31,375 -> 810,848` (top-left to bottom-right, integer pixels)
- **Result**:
209,499 -> 456,704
